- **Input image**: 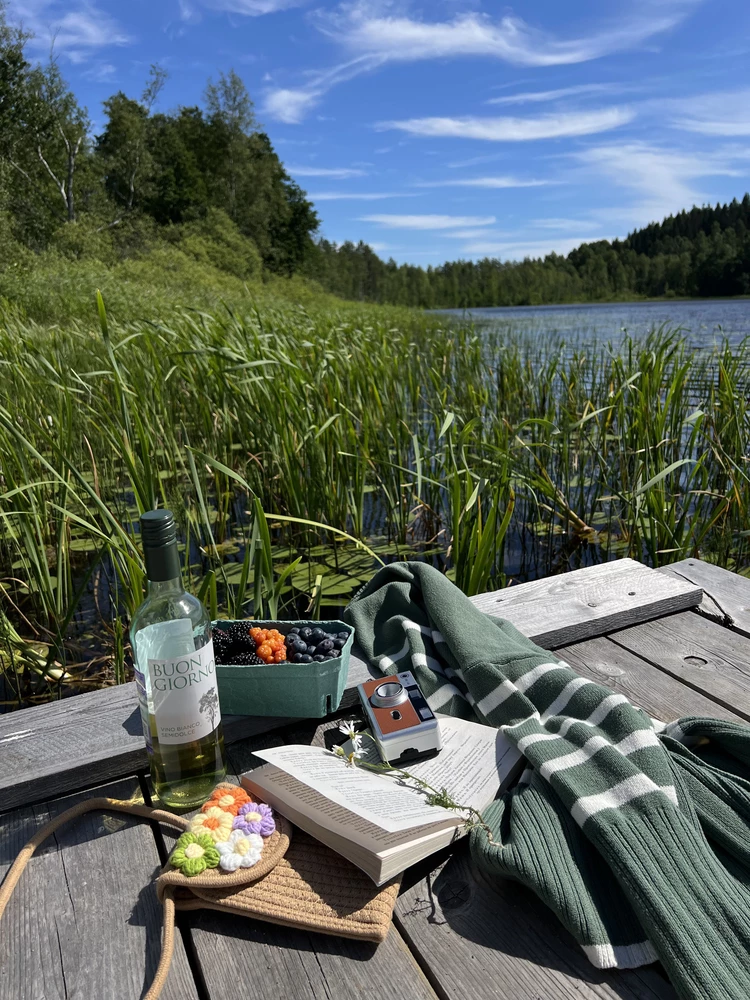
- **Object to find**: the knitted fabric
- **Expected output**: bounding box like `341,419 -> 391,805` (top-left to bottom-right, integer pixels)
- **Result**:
345,562 -> 750,1000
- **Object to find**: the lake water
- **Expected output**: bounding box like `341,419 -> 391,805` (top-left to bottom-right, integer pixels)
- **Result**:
442,299 -> 750,350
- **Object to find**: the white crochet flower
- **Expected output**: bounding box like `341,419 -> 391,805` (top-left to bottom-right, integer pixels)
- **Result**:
216,829 -> 263,872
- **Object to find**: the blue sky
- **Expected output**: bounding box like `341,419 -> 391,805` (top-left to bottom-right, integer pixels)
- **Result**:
9,0 -> 750,265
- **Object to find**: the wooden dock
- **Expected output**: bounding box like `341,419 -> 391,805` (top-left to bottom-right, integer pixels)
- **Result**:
1,556 -> 748,1000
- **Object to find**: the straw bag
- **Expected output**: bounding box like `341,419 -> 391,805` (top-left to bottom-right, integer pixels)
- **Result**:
0,790 -> 401,1000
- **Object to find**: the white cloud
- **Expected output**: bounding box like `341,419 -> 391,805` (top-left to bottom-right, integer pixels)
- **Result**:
11,1 -> 132,60
438,228 -> 515,240
671,89 -> 750,136
446,152 -> 506,169
486,83 -> 619,105
531,218 -> 603,231
318,2 -> 700,67
265,1 -> 701,122
184,0 -> 306,16
576,141 -> 747,226
263,53 -> 382,122
360,214 -> 496,230
288,166 -> 367,178
310,192 -> 417,200
380,107 -> 635,142
264,88 -> 322,124
461,236 -> 602,258
81,61 -> 117,82
416,176 -> 553,189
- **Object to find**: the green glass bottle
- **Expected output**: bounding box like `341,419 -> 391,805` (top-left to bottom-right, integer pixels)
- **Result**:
130,509 -> 226,810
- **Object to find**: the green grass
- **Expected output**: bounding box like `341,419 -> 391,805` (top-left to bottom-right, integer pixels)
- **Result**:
1,251 -> 749,709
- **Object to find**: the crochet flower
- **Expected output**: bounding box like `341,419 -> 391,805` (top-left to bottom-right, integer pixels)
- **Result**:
170,832 -> 220,877
233,800 -> 276,837
203,785 -> 251,817
188,806 -> 233,843
216,829 -> 263,872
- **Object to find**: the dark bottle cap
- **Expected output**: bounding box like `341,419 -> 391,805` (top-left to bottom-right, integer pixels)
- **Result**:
140,509 -> 181,582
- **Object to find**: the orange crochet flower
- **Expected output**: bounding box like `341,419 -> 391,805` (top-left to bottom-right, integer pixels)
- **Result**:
189,806 -> 233,843
202,784 -> 251,817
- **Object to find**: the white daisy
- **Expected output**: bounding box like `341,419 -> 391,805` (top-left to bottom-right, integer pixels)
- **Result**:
338,719 -> 362,741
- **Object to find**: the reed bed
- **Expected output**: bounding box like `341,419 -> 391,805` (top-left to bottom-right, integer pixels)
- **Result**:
1,291 -> 749,709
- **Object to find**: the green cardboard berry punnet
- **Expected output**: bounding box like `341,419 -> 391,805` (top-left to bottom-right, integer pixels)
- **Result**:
212,620 -> 354,718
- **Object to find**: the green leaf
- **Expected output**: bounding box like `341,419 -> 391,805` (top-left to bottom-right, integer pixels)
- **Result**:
439,411 -> 455,439
633,459 -> 696,497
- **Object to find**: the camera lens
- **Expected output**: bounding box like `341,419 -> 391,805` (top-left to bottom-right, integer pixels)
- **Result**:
370,681 -> 408,708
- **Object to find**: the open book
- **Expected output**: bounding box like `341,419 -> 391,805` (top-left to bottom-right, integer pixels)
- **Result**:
241,716 -> 522,884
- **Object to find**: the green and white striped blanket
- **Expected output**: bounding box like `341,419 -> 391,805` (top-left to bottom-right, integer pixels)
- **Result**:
344,562 -> 750,1000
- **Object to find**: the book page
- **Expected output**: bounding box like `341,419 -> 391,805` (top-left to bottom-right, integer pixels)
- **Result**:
245,766 -> 446,850
253,716 -> 512,834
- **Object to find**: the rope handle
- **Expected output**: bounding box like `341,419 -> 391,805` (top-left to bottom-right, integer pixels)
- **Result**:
0,796 -> 191,1000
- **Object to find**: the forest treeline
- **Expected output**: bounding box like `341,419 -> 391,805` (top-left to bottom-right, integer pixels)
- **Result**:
2,3 -> 750,309
307,196 -> 750,307
0,5 -> 317,280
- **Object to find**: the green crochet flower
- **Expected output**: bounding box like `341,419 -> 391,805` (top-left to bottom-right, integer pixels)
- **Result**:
170,832 -> 221,877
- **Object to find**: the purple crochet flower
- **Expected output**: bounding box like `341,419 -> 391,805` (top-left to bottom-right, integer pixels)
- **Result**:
232,800 -> 275,837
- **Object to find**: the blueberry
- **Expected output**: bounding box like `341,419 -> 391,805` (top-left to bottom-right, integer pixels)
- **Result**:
313,654 -> 326,662
299,654 -> 313,664
290,639 -> 308,654
292,652 -> 307,663
323,651 -> 337,660
336,631 -> 349,641
310,627 -> 327,642
317,638 -> 334,653
306,644 -> 318,655
333,637 -> 346,650
299,627 -> 313,640
288,627 -> 300,636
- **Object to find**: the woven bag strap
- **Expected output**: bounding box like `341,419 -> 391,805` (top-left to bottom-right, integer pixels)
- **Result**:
0,796 -> 190,1000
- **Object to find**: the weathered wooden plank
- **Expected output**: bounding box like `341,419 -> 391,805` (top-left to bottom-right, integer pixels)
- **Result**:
191,908 -> 438,1000
608,611 -> 750,721
0,777 -> 199,1000
0,559 -> 702,813
0,652 -> 372,814
658,558 -> 750,636
396,847 -> 676,1000
558,636 -> 745,724
151,737 -> 438,1000
472,558 -> 702,649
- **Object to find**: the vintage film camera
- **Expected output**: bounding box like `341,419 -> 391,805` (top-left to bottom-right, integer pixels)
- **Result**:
357,671 -> 442,765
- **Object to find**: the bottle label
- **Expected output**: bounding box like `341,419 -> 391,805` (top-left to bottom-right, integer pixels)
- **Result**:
148,638 -> 220,745
133,664 -> 153,754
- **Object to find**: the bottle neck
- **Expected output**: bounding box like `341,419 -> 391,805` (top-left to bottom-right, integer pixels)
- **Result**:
146,575 -> 184,599
143,538 -> 181,584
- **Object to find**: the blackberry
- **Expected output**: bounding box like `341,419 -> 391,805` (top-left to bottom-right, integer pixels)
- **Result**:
232,651 -> 265,666
212,628 -> 231,652
224,621 -> 255,644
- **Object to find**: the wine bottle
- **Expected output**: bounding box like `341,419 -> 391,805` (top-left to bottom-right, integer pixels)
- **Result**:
130,509 -> 226,810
